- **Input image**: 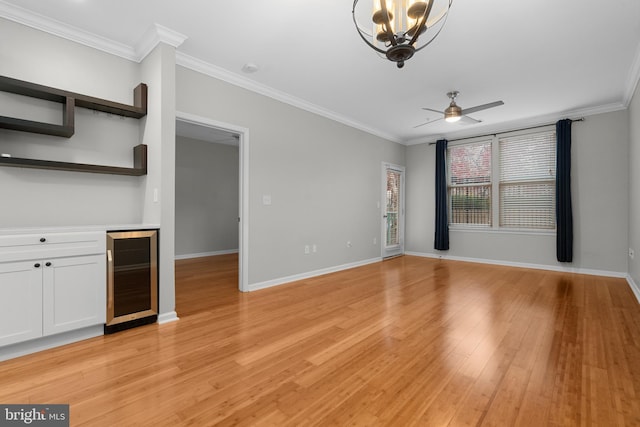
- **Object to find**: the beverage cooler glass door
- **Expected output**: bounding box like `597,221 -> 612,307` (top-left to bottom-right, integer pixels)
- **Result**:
106,230 -> 158,326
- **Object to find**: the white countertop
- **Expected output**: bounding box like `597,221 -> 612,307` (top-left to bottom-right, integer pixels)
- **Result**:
0,224 -> 160,236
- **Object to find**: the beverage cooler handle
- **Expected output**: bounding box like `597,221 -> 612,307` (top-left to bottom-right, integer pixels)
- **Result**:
107,249 -> 114,318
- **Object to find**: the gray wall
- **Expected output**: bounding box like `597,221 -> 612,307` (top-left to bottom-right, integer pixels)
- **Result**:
406,109 -> 630,274
139,42 -> 178,317
0,19 -> 144,227
175,136 -> 239,256
176,66 -> 406,286
630,83 -> 640,285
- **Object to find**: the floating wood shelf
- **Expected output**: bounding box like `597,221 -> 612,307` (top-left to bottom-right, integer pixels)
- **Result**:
0,144 -> 147,176
0,75 -> 147,137
0,114 -> 74,138
0,76 -> 148,176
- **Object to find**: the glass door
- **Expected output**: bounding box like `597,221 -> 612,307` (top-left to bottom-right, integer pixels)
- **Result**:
382,163 -> 405,258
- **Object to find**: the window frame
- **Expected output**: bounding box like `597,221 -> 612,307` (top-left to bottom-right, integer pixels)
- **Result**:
447,137 -> 493,228
447,126 -> 557,233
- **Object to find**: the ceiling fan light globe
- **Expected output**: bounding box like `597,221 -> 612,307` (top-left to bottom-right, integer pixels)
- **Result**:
444,104 -> 461,122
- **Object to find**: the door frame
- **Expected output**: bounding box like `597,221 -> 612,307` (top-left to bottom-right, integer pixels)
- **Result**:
381,162 -> 405,259
176,111 -> 249,292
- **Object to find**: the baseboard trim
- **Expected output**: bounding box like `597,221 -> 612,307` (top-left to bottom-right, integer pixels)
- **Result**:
404,251 -> 628,279
157,311 -> 179,324
627,275 -> 640,304
0,325 -> 104,362
175,249 -> 239,260
249,257 -> 382,292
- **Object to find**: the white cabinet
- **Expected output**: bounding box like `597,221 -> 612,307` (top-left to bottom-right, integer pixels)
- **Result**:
43,254 -> 105,336
0,232 -> 106,348
0,261 -> 42,346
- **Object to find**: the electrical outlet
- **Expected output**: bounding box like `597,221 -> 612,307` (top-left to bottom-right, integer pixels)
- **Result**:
304,245 -> 310,254
630,248 -> 635,259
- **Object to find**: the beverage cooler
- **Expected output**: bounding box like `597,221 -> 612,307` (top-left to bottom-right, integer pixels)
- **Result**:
105,230 -> 158,333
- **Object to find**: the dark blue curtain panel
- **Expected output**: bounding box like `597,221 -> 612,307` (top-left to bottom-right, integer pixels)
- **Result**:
434,139 -> 449,251
556,119 -> 573,262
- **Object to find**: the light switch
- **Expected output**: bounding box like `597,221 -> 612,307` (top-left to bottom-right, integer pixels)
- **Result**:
262,195 -> 272,205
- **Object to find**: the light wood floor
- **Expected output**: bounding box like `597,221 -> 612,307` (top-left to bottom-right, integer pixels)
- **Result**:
1,255 -> 640,426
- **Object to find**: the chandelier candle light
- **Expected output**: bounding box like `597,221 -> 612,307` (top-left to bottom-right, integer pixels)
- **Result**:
352,0 -> 453,68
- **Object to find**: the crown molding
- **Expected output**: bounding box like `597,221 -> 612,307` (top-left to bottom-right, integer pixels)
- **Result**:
0,2 -> 186,63
134,23 -> 187,62
623,40 -> 640,107
0,0 -> 136,60
404,102 -> 627,146
175,52 -> 402,144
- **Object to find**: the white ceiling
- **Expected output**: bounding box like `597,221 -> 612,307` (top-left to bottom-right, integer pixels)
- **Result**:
2,0 -> 639,144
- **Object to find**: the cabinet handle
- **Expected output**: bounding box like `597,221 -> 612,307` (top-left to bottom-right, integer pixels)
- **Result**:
45,262 -> 52,267
40,237 -> 46,243
34,263 -> 41,268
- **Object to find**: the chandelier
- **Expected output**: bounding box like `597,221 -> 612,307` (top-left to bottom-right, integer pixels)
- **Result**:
352,0 -> 453,68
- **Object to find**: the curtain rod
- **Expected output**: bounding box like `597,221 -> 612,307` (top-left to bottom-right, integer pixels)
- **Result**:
427,118 -> 585,145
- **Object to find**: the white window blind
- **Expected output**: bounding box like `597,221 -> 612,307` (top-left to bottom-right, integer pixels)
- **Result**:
499,131 -> 556,229
448,141 -> 492,226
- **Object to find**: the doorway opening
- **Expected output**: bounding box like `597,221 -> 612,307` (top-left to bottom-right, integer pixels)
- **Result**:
175,112 -> 249,293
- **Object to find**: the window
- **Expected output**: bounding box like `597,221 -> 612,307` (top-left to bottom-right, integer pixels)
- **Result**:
448,141 -> 492,226
499,131 -> 556,229
447,129 -> 556,231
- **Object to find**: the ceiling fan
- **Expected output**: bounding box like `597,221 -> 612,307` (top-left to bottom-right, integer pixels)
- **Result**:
414,91 -> 504,128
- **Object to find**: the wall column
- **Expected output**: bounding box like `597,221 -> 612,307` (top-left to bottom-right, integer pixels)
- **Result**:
140,42 -> 178,321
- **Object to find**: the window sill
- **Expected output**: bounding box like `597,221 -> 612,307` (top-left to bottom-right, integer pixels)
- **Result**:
449,226 -> 556,237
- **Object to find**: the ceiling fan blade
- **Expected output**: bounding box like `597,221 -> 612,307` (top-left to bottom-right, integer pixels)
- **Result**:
421,107 -> 444,114
461,100 -> 504,116
413,117 -> 443,128
460,115 -> 481,124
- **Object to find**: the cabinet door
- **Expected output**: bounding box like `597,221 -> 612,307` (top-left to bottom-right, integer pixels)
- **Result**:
0,261 -> 43,346
43,255 -> 106,336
